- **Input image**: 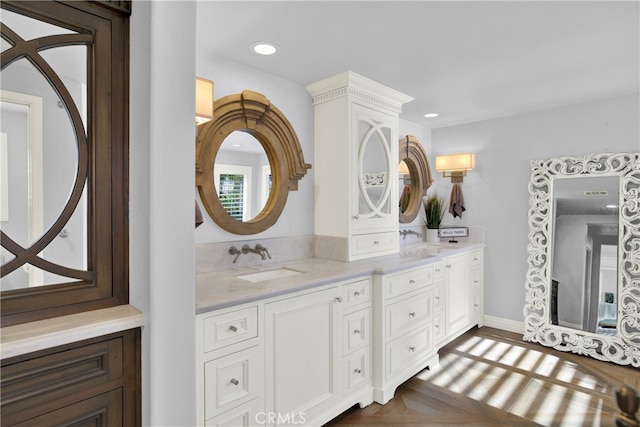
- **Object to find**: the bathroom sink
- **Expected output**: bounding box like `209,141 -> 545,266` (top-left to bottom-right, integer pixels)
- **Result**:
236,268 -> 303,283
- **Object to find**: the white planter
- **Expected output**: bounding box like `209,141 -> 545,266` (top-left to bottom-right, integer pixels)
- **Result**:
426,228 -> 440,243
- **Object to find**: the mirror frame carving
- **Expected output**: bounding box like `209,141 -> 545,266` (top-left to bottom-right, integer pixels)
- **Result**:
196,90 -> 311,235
524,152 -> 640,367
399,135 -> 433,223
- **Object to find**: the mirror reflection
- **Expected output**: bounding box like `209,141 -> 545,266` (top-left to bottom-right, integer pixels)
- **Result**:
1,9 -> 88,290
551,176 -> 619,336
399,160 -> 411,214
214,131 -> 271,222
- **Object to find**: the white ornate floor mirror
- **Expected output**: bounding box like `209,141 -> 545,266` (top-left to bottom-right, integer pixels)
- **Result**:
524,152 -> 640,367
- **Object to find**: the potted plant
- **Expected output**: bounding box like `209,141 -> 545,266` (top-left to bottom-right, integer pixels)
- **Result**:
423,193 -> 446,243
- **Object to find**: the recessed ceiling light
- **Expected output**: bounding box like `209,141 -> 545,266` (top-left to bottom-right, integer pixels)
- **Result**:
424,113 -> 439,118
251,42 -> 278,55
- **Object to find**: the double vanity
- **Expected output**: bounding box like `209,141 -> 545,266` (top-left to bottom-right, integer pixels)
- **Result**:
195,242 -> 484,426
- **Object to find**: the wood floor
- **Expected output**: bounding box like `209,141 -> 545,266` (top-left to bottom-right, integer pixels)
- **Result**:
325,327 -> 639,427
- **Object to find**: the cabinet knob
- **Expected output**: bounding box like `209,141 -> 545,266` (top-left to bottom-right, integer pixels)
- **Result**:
435,296 -> 440,300
446,264 -> 451,269
474,280 -> 480,284
435,268 -> 441,272
353,215 -> 360,220
409,311 -> 416,317
230,378 -> 239,386
474,304 -> 479,307
409,279 -> 415,284
228,325 -> 238,332
373,240 -> 380,245
474,257 -> 479,261
335,296 -> 343,303
354,329 -> 361,334
354,368 -> 362,374
354,291 -> 360,296
409,346 -> 416,352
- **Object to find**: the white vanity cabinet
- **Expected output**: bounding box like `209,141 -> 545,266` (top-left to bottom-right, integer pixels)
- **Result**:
197,276 -> 374,427
264,277 -> 374,426
444,250 -> 485,341
306,71 -> 413,261
196,305 -> 264,427
372,264 -> 438,404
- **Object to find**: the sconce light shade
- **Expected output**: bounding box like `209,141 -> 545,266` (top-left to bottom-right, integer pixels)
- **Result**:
435,153 -> 475,183
195,77 -> 214,124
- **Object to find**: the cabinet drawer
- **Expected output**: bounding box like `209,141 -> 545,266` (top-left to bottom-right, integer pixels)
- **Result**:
384,266 -> 433,300
342,278 -> 371,308
471,270 -> 482,292
352,231 -> 397,256
433,310 -> 445,344
343,308 -> 370,355
470,250 -> 483,270
206,398 -> 262,427
203,306 -> 258,352
386,290 -> 432,339
433,281 -> 444,312
344,348 -> 370,393
433,262 -> 445,280
386,326 -> 432,378
205,346 -> 262,419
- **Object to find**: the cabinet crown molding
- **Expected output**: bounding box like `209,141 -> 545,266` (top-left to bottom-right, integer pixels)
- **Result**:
306,70 -> 414,114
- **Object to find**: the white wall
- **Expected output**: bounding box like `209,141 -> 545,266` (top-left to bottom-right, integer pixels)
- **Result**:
431,93 -> 639,323
130,2 -> 197,426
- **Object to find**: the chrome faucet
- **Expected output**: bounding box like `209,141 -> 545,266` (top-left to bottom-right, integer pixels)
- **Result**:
255,244 -> 271,260
229,246 -> 242,263
242,244 -> 271,260
399,229 -> 422,240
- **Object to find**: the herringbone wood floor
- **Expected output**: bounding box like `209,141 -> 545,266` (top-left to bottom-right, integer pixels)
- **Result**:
326,327 -> 639,427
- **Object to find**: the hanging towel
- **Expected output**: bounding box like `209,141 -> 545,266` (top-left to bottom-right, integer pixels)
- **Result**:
399,185 -> 411,213
449,183 -> 466,218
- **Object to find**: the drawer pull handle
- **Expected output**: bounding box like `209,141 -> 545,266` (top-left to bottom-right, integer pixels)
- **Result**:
228,325 -> 238,332
230,378 -> 239,386
409,346 -> 416,352
446,264 -> 451,269
474,280 -> 479,284
409,311 -> 416,317
435,268 -> 441,272
474,304 -> 479,307
474,257 -> 479,261
373,240 -> 380,245
409,279 -> 415,284
354,329 -> 361,334
353,215 -> 360,220
335,296 -> 343,303
354,291 -> 361,296
354,368 -> 362,374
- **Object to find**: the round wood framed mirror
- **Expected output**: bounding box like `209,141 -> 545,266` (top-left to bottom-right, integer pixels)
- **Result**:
399,135 -> 434,223
196,90 -> 311,235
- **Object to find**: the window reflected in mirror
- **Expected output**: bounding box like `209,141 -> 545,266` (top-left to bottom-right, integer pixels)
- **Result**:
214,131 -> 271,222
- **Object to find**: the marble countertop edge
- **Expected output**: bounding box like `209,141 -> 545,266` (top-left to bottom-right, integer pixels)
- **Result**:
196,242 -> 486,313
1,304 -> 144,360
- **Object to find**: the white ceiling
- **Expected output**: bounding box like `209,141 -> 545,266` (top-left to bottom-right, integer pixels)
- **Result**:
196,1 -> 639,128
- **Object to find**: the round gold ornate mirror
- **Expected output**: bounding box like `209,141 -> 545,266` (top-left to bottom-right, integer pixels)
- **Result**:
196,90 -> 311,235
399,135 -> 433,223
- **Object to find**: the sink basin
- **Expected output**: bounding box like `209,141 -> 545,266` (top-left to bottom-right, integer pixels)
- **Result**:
236,268 -> 303,283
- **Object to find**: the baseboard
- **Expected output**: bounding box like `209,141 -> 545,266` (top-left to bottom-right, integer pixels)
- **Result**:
482,315 -> 524,334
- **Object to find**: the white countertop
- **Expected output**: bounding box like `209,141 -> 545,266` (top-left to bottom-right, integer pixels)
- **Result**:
196,242 -> 485,314
1,304 -> 144,360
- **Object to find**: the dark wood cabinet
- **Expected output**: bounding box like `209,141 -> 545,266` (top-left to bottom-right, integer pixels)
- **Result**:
1,329 -> 140,426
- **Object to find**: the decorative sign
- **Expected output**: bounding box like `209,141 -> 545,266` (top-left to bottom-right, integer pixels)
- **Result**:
438,227 -> 469,242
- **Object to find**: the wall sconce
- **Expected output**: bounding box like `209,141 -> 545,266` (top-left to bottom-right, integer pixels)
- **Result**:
195,77 -> 214,124
435,153 -> 475,183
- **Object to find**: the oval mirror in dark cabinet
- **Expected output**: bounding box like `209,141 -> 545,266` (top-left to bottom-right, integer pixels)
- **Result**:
0,1 -> 130,325
0,1 -> 139,425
